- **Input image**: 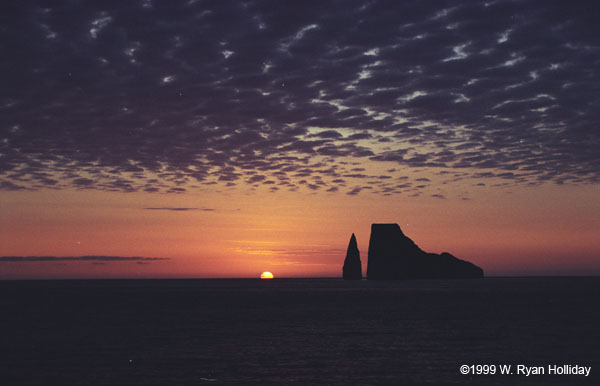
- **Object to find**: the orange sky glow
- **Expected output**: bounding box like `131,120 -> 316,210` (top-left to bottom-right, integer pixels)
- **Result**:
2,179 -> 598,279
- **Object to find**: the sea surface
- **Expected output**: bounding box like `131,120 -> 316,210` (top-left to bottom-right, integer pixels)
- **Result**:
0,277 -> 598,385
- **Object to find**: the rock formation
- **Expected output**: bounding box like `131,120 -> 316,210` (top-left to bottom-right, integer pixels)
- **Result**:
343,233 -> 362,280
366,223 -> 483,279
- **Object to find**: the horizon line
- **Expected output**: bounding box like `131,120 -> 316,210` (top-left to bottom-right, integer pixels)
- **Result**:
2,274 -> 600,282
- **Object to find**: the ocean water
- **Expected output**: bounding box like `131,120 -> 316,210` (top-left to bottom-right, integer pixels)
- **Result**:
0,277 -> 598,385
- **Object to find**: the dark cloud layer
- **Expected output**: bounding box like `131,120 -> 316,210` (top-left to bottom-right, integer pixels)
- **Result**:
1,0 -> 599,195
143,207 -> 215,211
0,256 -> 169,263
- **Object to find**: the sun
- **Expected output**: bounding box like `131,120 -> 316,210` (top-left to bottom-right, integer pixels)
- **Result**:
260,271 -> 274,279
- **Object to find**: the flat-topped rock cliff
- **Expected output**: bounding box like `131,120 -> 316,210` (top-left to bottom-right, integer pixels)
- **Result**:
365,223 -> 483,279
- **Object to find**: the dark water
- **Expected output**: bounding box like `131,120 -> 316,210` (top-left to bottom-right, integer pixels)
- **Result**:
0,277 -> 598,385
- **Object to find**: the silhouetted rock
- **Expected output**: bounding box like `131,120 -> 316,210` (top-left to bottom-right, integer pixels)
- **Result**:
343,233 -> 362,280
366,224 -> 483,279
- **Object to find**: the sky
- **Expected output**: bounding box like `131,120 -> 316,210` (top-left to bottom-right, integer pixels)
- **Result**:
1,0 -> 599,279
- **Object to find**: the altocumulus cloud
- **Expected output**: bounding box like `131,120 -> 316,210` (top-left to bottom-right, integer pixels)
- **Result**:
1,0 -> 599,195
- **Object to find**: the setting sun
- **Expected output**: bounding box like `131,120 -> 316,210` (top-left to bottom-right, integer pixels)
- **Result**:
260,271 -> 274,279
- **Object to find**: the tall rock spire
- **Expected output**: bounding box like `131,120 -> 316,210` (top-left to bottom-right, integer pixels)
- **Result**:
343,233 -> 362,280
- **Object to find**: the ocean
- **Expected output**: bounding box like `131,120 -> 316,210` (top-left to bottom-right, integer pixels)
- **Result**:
0,277 -> 598,385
